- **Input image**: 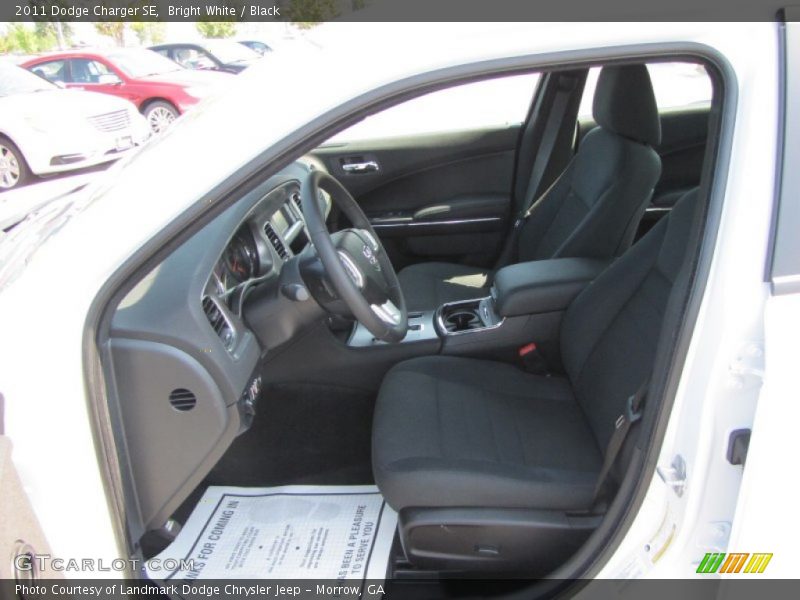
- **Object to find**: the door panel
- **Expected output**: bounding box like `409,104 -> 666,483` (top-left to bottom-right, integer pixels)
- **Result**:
313,126 -> 519,270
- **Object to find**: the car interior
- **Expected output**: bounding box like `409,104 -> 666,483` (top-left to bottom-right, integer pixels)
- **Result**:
69,59 -> 110,84
97,55 -> 719,593
30,61 -> 67,84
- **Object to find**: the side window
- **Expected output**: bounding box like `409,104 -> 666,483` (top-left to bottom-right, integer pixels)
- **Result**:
29,60 -> 66,84
327,73 -> 540,143
196,50 -> 217,69
69,59 -> 112,84
578,62 -> 712,120
174,47 -> 216,70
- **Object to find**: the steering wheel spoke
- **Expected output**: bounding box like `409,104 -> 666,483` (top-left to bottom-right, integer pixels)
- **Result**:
355,228 -> 381,253
337,250 -> 365,289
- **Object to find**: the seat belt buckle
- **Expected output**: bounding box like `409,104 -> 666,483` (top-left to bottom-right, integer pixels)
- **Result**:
518,342 -> 548,376
615,394 -> 644,429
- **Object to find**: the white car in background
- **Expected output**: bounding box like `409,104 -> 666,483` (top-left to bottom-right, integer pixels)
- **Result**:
0,63 -> 150,191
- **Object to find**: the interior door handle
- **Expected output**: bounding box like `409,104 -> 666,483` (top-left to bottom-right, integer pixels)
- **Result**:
342,160 -> 379,174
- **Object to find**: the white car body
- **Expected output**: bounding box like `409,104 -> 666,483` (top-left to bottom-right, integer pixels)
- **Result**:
0,21 -> 796,582
0,73 -> 150,178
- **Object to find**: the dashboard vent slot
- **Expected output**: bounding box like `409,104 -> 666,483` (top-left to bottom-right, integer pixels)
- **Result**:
290,192 -> 303,216
264,222 -> 289,260
202,296 -> 234,349
169,388 -> 197,411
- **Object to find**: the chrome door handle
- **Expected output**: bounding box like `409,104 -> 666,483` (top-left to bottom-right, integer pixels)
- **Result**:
342,160 -> 379,174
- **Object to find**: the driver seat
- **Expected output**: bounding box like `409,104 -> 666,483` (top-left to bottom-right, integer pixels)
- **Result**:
372,189 -> 698,572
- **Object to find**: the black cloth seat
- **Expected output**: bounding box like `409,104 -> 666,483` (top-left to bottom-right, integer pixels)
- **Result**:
373,190 -> 697,513
373,356 -> 601,510
398,64 -> 663,312
395,262 -> 492,311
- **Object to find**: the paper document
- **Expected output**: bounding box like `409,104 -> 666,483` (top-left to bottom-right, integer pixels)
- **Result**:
146,485 -> 397,581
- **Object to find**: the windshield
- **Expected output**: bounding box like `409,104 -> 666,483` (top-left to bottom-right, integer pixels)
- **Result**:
203,40 -> 258,64
0,63 -> 55,96
106,48 -> 183,78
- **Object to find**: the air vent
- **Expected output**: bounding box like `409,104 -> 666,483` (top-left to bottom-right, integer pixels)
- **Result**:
290,192 -> 303,216
169,388 -> 197,411
264,222 -> 289,260
202,296 -> 234,349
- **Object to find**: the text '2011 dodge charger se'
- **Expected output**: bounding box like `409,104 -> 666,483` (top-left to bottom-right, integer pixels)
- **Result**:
0,17 -> 798,597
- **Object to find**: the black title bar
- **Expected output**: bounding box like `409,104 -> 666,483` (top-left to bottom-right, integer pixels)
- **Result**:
2,0 -> 797,23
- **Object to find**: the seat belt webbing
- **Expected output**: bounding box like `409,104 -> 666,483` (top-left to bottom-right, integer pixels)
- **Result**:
518,84 -> 572,219
592,378 -> 650,501
495,81 -> 574,271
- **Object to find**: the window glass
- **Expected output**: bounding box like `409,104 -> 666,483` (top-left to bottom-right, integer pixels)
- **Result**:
244,41 -> 272,55
69,58 -> 112,84
202,39 -> 258,63
578,62 -> 712,120
29,60 -> 66,84
107,48 -> 181,77
173,47 -> 216,70
327,73 -> 540,143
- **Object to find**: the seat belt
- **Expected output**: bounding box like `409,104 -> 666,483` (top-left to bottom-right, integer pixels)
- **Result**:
592,378 -> 650,501
520,83 -> 572,217
494,77 -> 575,271
493,165 -> 569,274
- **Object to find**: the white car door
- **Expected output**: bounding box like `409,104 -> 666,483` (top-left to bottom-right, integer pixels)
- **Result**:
0,393 -> 60,585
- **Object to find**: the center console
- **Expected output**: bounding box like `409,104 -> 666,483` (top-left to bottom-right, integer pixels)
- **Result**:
348,257 -> 609,353
348,309 -> 438,347
434,257 -> 609,354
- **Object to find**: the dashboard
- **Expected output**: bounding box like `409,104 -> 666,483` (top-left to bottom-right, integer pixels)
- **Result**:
107,160 -> 331,532
200,171 -> 334,347
204,183 -> 308,319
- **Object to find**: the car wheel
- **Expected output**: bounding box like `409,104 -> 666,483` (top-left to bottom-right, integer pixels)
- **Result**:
0,136 -> 32,192
144,101 -> 179,134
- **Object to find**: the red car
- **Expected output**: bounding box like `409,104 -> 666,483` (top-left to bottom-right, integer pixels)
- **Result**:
22,48 -> 232,133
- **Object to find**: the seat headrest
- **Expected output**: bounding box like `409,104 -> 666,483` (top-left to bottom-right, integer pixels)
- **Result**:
592,64 -> 661,146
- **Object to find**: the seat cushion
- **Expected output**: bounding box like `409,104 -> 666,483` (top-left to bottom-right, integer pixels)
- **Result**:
397,262 -> 491,312
372,356 -> 603,512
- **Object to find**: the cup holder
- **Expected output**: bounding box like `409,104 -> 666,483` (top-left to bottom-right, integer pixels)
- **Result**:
443,309 -> 482,332
436,297 -> 499,337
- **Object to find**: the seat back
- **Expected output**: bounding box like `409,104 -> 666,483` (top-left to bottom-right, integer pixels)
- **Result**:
560,190 -> 698,450
517,65 -> 662,263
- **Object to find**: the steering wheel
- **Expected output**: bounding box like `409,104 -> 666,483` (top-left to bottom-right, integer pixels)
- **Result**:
300,170 -> 408,343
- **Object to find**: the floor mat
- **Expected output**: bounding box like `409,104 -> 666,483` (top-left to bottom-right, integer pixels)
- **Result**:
146,485 -> 397,583
206,383 -> 375,488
